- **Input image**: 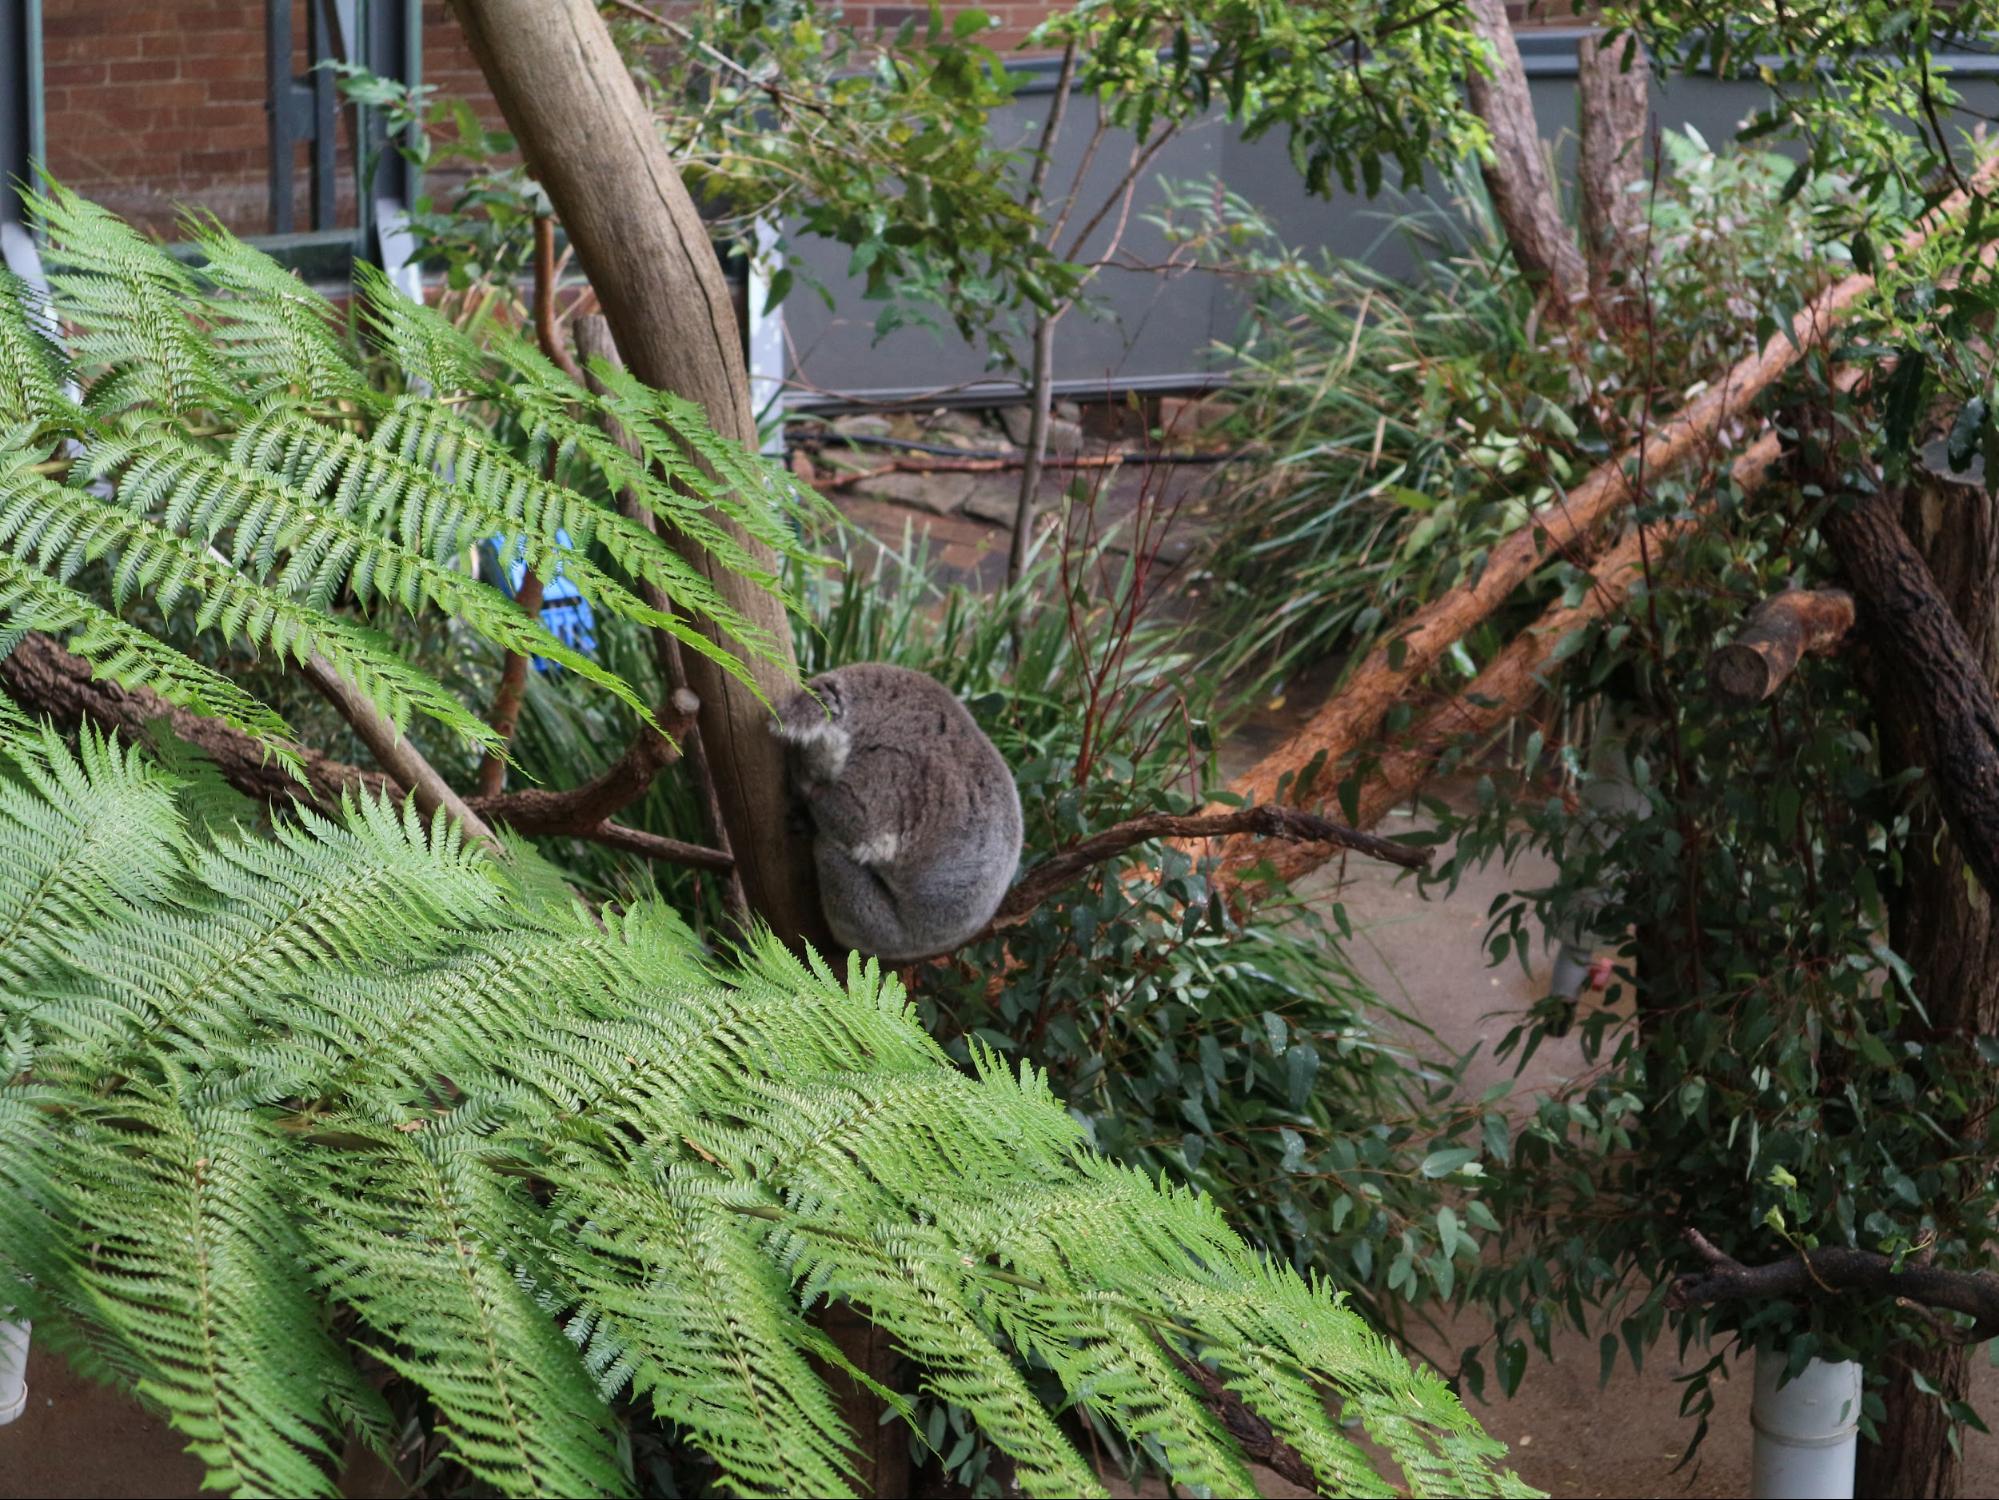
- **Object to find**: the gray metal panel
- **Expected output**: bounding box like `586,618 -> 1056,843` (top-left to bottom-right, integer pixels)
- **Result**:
782,33 -> 1999,408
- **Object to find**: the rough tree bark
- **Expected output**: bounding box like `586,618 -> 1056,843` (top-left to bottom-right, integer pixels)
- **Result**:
447,0 -> 824,951
1843,466 -> 1999,1499
1575,27 -> 1651,327
1465,0 -> 1589,310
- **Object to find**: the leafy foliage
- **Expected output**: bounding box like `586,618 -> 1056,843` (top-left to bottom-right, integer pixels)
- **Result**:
1189,134 -> 1846,685
0,703 -> 1530,1499
0,184 -> 816,767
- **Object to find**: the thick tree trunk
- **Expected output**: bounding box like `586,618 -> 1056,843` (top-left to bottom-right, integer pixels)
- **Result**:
1576,29 -> 1651,326
1465,0 -> 1589,310
1854,472 -> 1999,1499
446,0 -> 824,950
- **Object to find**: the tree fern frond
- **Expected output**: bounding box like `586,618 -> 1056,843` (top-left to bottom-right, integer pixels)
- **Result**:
0,716 -> 188,990
48,1092 -> 365,1497
545,1152 -> 861,1500
366,398 -> 787,696
0,551 -> 298,754
0,271 -> 80,433
0,676 -> 1530,1500
92,428 -> 651,731
181,213 -> 377,410
29,182 -> 233,418
307,1119 -> 632,1499
0,458 -> 498,754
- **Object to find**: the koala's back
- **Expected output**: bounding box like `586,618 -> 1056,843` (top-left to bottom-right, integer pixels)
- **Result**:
776,663 -> 1023,960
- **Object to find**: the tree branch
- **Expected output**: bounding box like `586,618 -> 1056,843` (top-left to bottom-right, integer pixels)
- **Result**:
987,806 -> 1429,936
1202,148 -> 1999,882
1,632 -> 730,870
1710,588 -> 1855,705
0,631 -> 388,808
1665,1227 -> 1999,1344
468,688 -> 700,833
298,651 -> 502,851
1465,0 -> 1589,310
1167,1350 -> 1321,1494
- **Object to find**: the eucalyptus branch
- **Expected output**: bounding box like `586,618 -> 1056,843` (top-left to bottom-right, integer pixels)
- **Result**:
1665,1228 -> 1999,1344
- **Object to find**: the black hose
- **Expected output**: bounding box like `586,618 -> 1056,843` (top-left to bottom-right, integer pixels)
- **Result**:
785,431 -> 1244,465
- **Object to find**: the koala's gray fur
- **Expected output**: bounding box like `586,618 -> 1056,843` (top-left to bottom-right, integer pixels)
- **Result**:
772,663 -> 1023,961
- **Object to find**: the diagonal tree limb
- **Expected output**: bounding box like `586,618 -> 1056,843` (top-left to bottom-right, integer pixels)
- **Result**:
1201,151 -> 1999,882
1465,0 -> 1589,310
299,650 -> 502,850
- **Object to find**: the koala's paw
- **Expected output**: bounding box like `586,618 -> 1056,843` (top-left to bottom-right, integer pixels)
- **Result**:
845,830 -> 900,866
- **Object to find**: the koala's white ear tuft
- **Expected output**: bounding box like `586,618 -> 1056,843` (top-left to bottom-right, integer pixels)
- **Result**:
772,715 -> 831,746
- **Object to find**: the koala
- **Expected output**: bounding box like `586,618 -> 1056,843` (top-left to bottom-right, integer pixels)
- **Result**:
772,663 -> 1023,962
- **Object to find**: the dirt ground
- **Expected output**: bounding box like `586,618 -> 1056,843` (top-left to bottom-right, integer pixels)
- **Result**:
7,413 -> 1999,1497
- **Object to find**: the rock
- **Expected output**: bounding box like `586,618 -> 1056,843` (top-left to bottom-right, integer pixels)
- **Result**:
960,476 -> 1027,528
995,404 -> 1083,454
856,469 -> 979,516
1055,399 -> 1083,423
926,408 -> 992,439
1156,393 -> 1235,442
829,412 -> 891,440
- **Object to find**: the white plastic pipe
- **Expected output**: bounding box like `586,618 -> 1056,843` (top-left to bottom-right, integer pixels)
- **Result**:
1752,1346 -> 1860,1499
0,1318 -> 28,1425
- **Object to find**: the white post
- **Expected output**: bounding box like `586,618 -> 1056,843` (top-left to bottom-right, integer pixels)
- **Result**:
0,1318 -> 29,1425
744,218 -> 787,456
1752,1346 -> 1860,1500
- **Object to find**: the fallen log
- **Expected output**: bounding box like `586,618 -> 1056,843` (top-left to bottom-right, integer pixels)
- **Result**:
1207,156 -> 1996,877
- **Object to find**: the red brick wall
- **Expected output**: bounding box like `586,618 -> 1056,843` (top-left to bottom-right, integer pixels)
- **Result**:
38,2 -> 1580,241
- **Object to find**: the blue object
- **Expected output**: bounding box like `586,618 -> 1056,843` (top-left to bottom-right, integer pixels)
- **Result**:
489,530 -> 597,672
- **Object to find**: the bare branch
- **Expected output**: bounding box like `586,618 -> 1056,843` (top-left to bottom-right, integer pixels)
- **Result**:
1710,588 -> 1855,705
298,652 -> 501,850
0,631 -> 387,810
987,806 -> 1429,936
3,633 -> 730,871
1464,0 -> 1589,310
1666,1227 -> 1999,1345
470,688 -> 700,833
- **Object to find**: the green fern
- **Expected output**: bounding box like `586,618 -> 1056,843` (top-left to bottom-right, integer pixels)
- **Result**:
0,182 -> 820,760
0,704 -> 1535,1499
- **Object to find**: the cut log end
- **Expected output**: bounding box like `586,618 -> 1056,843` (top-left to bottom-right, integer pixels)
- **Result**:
1710,588 -> 1855,705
